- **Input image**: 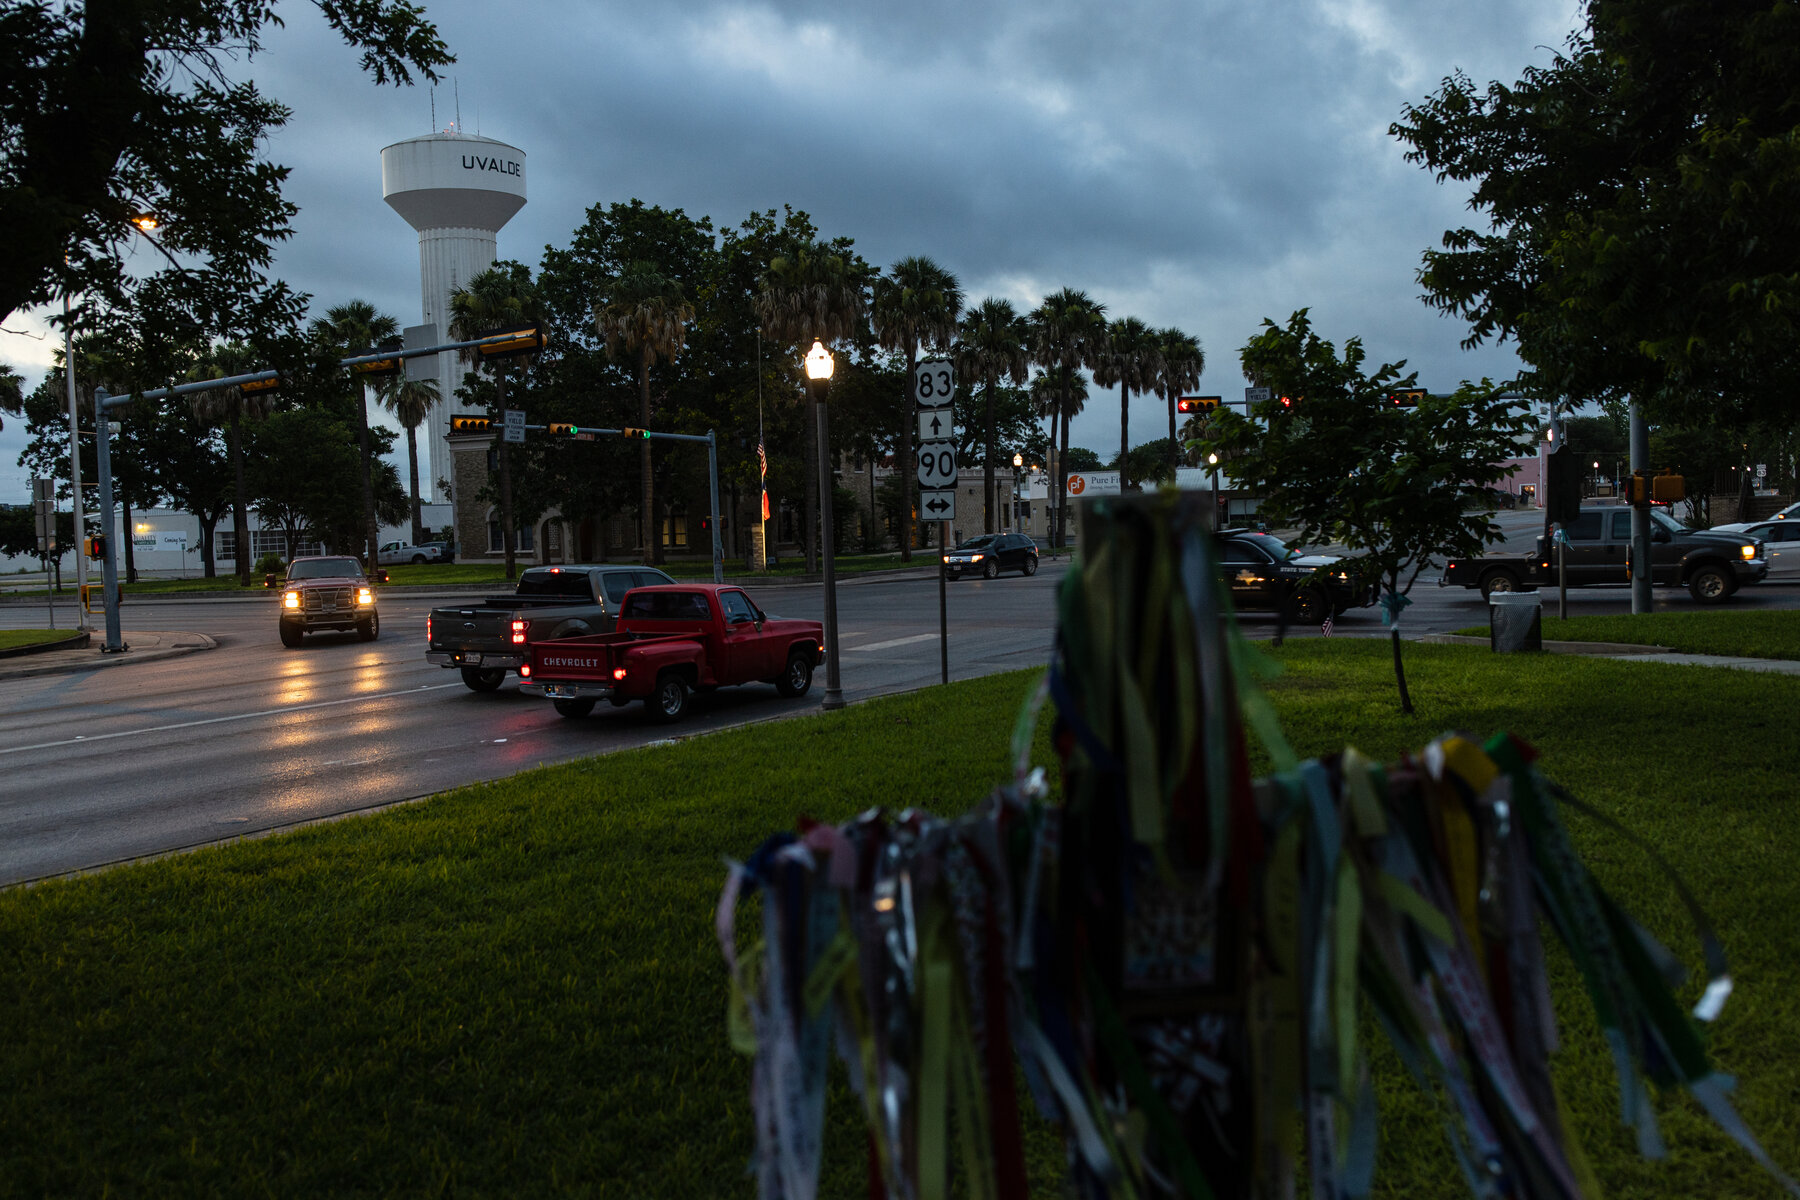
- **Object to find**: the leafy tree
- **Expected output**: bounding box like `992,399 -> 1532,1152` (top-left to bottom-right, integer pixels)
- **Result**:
188,341 -> 277,582
1198,310 -> 1533,713
449,263 -> 540,579
246,406 -> 404,560
1151,328 -> 1205,477
141,402 -> 229,575
309,300 -> 398,572
956,299 -> 1031,533
756,238 -> 869,571
1392,0 -> 1800,427
596,262 -> 693,566
1091,316 -> 1158,492
1113,438 -> 1177,489
1063,446 -> 1103,472
0,0 -> 450,348
1028,290 -> 1108,547
872,257 -> 962,561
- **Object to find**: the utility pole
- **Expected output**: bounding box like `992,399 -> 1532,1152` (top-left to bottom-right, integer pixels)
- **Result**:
1630,398 -> 1651,613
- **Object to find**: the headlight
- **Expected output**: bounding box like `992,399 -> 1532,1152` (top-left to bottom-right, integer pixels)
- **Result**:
971,553 -> 985,561
357,587 -> 374,605
283,591 -> 300,609
1742,543 -> 1758,560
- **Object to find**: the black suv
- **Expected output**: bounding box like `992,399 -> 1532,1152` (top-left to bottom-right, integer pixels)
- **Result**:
943,533 -> 1039,579
1215,530 -> 1374,621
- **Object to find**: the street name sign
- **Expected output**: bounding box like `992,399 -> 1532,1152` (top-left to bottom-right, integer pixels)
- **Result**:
913,360 -> 954,409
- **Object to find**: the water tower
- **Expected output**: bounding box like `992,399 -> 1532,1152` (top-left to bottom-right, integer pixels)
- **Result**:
381,131 -> 527,516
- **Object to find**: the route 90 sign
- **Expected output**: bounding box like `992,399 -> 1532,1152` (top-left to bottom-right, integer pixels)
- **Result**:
917,443 -> 957,489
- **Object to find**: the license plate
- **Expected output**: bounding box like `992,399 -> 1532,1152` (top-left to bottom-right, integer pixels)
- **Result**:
461,653 -> 482,665
322,603 -> 337,613
545,684 -> 576,699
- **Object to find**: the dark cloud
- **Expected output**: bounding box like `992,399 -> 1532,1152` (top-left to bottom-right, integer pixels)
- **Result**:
3,0 -> 1577,495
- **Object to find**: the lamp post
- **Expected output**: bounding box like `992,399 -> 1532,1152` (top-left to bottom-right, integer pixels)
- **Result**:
1012,453 -> 1024,532
1208,452 -> 1221,528
807,340 -> 844,710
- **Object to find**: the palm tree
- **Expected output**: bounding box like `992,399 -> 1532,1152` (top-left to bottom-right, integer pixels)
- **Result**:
755,241 -> 867,572
1028,289 -> 1108,547
378,374 -> 439,544
872,256 -> 963,561
310,300 -> 399,572
596,262 -> 694,566
449,263 -> 540,580
1091,316 -> 1158,492
1030,367 -> 1089,480
187,341 -> 278,583
1153,328 -> 1206,478
955,298 -> 1031,532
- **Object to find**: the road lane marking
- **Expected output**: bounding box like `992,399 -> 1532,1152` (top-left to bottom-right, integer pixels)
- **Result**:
844,633 -> 939,653
0,682 -> 466,757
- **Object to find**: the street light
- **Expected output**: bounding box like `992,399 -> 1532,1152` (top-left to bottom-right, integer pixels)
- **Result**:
806,340 -> 844,711
1012,452 -> 1024,532
1208,453 -> 1221,528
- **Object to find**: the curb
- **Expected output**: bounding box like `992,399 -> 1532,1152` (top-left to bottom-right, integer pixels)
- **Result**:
1415,633 -> 1675,655
0,632 -> 218,680
0,631 -> 92,659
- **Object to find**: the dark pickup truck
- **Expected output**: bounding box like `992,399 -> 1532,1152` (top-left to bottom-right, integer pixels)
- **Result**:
1441,506 -> 1767,603
426,564 -> 675,691
519,584 -> 824,721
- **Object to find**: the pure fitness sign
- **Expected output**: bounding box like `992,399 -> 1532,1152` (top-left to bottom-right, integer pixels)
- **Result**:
462,154 -> 522,177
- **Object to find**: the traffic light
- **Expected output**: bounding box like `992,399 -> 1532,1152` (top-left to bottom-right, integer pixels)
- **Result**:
450,415 -> 492,435
239,376 -> 280,396
476,326 -> 545,361
1389,389 -> 1426,408
549,423 -> 575,436
1177,395 -> 1221,414
1652,470 -> 1686,503
1277,395 -> 1296,411
352,337 -> 404,378
86,535 -> 106,560
622,427 -> 651,439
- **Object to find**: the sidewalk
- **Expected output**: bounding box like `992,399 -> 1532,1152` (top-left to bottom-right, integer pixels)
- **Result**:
1416,632 -> 1800,674
0,630 -> 218,682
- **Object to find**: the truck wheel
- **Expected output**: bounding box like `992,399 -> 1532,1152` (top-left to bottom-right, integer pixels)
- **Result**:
1288,586 -> 1327,624
1479,570 -> 1521,600
279,623 -> 304,648
1688,564 -> 1731,603
777,650 -> 815,698
460,666 -> 506,692
649,673 -> 689,722
553,698 -> 596,719
982,558 -> 999,579
410,554 -> 427,564
356,613 -> 379,641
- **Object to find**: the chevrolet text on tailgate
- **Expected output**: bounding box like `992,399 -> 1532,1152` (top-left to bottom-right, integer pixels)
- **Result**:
519,584 -> 824,722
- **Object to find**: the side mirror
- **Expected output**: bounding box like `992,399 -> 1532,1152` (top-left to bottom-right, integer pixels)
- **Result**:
264,572 -> 277,589
376,568 -> 390,583
754,619 -> 764,633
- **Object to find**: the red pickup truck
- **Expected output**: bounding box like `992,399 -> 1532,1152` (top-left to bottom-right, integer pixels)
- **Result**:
519,584 -> 825,721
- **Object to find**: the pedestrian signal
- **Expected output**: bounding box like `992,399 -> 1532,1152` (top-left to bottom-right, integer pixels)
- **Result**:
86,535 -> 106,560
1652,471 -> 1686,503
450,416 -> 491,434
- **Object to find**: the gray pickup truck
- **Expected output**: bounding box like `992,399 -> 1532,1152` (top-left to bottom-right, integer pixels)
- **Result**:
426,564 -> 675,691
1441,506 -> 1767,602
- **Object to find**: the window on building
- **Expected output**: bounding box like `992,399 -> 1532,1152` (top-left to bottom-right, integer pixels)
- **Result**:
662,511 -> 688,550
487,515 -> 535,554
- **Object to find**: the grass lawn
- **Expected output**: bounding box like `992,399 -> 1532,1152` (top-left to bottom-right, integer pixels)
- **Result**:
0,629 -> 78,651
1,644 -> 1795,1197
1452,608 -> 1800,659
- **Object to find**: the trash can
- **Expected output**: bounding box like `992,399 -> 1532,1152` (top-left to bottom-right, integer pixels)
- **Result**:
1488,590 -> 1542,653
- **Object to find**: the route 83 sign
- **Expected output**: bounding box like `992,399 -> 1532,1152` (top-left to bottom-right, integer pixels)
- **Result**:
917,442 -> 958,489
913,360 -> 954,408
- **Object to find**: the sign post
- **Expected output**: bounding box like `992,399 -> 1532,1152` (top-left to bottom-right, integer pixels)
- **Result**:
914,360 -> 955,685
33,477 -> 56,629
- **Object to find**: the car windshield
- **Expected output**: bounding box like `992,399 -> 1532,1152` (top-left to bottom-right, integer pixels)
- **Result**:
1651,510 -> 1685,534
287,558 -> 362,580
1241,533 -> 1299,561
953,536 -> 997,551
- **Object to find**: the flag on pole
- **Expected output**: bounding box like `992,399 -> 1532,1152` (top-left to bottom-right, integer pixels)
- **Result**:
1321,613 -> 1333,638
758,440 -> 770,520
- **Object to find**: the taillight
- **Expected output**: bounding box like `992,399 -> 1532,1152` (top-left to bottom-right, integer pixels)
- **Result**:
511,619 -> 527,645
520,664 -> 531,678
612,667 -> 627,681
427,615 -> 432,642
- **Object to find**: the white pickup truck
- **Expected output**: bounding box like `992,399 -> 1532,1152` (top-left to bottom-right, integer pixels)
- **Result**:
378,540 -> 445,565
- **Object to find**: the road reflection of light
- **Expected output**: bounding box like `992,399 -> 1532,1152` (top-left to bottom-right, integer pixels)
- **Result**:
269,763 -> 412,818
277,657 -> 320,706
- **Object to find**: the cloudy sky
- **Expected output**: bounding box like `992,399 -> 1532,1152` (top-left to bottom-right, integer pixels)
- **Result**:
0,0 -> 1584,502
